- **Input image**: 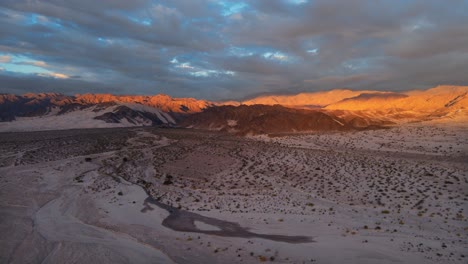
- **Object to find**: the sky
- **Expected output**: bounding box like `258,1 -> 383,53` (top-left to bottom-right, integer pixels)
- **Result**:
0,0 -> 467,100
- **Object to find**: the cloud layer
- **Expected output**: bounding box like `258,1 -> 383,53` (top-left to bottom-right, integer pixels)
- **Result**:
0,0 -> 467,100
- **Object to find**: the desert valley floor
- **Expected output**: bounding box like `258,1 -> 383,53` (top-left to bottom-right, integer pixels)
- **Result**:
0,124 -> 467,263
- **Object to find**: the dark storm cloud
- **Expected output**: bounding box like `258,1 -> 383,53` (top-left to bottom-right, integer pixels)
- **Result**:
0,71 -> 119,94
0,0 -> 467,100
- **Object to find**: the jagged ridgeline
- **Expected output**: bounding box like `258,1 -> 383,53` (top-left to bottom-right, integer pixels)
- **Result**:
0,85 -> 466,134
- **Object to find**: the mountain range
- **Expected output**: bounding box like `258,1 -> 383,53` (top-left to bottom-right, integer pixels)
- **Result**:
0,85 -> 466,134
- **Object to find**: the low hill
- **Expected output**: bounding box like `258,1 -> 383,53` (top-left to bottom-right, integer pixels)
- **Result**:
181,104 -> 388,135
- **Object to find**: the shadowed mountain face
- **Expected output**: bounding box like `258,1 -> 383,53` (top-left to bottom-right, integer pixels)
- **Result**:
93,105 -> 167,126
180,105 -> 388,135
0,93 -> 64,121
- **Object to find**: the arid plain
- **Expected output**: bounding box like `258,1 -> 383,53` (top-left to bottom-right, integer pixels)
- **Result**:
1,121 -> 466,263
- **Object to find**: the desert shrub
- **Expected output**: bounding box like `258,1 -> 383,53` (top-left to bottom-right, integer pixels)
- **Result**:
163,175 -> 173,185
